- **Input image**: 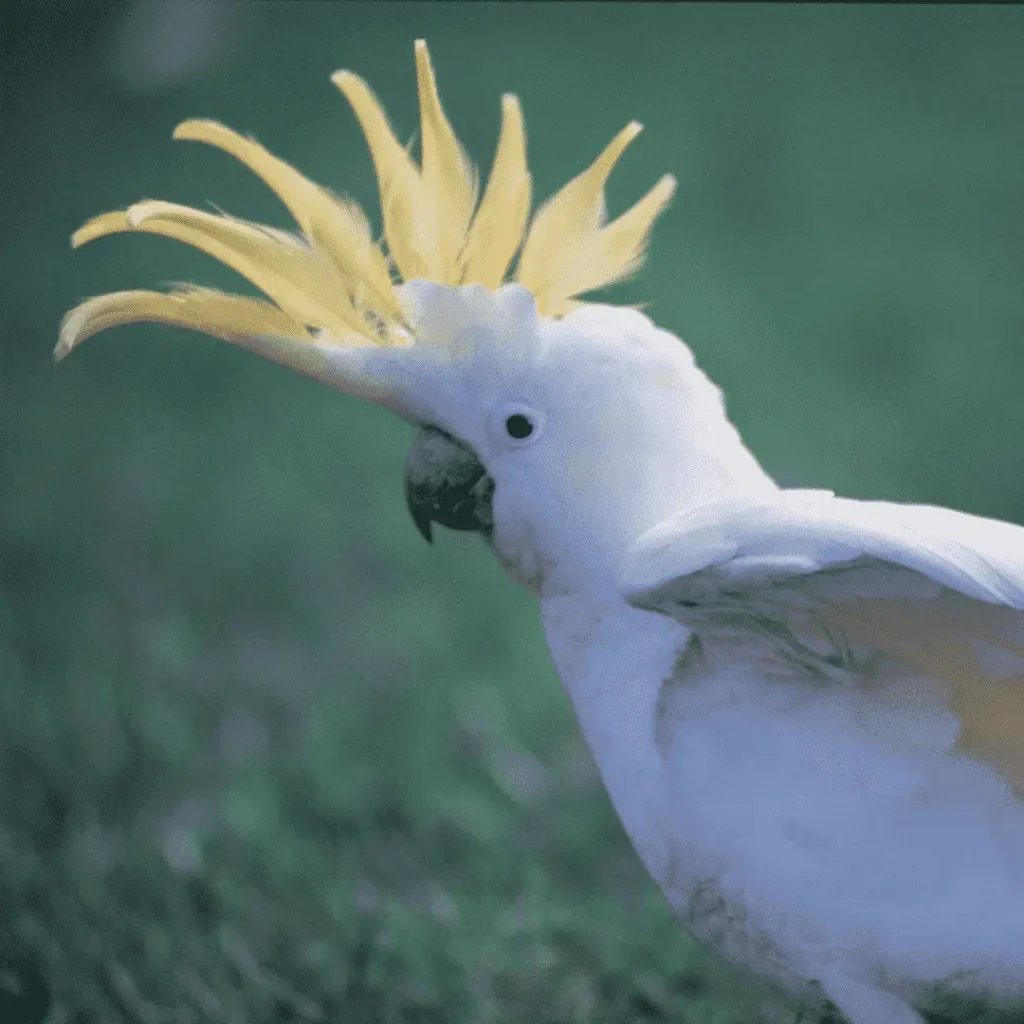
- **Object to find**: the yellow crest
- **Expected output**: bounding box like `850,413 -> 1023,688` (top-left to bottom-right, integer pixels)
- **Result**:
58,40 -> 675,358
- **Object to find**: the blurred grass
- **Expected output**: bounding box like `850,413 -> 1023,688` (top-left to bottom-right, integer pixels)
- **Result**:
2,3 -> 1024,1022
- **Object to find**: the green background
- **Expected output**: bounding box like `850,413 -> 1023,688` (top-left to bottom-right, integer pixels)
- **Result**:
3,3 -> 1024,1022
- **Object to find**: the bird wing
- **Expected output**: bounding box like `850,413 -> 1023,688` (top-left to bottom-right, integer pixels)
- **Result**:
620,487 -> 1024,790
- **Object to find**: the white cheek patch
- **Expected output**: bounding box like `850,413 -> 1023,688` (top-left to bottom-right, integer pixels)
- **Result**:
491,505 -> 546,594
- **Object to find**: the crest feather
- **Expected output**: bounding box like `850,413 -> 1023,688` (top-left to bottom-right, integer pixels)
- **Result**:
171,120 -> 405,327
74,202 -> 371,339
460,94 -> 531,290
59,40 -> 672,361
414,39 -> 479,282
516,122 -> 649,316
552,173 -> 677,303
330,68 -> 434,283
57,287 -> 311,359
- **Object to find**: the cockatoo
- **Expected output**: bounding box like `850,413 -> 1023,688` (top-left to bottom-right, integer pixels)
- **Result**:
58,40 -> 1024,1024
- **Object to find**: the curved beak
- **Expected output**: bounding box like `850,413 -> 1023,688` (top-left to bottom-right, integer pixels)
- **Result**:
403,427 -> 494,543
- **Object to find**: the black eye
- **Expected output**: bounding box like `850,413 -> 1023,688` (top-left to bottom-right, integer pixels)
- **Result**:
504,413 -> 534,440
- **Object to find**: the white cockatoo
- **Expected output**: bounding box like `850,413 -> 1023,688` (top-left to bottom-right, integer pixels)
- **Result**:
59,40 -> 1024,1024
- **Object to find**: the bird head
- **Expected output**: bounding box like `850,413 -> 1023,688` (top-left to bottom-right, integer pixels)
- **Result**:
59,40 -> 774,598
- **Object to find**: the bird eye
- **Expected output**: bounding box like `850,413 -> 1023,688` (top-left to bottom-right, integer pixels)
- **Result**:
491,403 -> 543,448
504,413 -> 534,440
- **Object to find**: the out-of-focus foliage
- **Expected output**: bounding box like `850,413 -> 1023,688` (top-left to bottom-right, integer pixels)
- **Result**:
2,3 -> 1023,1023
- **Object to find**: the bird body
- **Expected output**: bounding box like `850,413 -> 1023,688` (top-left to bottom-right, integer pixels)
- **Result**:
59,40 -> 1024,1024
543,486 -> 1024,1024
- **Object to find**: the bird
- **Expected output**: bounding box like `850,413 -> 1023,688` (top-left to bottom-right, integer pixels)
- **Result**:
58,39 -> 1024,1024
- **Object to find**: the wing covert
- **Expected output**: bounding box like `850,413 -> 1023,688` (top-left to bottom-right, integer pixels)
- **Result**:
620,488 -> 1024,791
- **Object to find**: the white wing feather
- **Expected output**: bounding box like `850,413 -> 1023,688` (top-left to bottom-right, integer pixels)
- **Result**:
621,487 -> 1024,790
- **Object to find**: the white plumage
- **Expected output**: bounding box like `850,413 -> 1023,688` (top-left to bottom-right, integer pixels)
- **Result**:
615,490 -> 1024,1022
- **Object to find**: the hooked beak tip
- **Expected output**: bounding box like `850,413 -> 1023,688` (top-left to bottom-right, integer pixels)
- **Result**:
405,479 -> 434,544
413,512 -> 434,544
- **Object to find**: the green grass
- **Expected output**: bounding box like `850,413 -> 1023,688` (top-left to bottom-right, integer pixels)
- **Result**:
4,3 -> 1024,1022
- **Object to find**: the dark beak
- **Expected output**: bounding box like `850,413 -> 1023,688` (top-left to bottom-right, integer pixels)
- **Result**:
403,427 -> 494,544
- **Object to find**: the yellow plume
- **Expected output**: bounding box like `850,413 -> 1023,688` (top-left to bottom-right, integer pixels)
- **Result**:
74,203 -> 373,339
413,39 -> 479,282
460,95 -> 531,290
516,123 -> 675,317
58,287 -> 311,360
330,68 -> 434,284
170,121 -> 405,328
59,39 -> 672,360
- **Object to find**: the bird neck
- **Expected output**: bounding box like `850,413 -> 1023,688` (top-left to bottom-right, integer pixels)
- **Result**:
540,402 -> 778,600
540,589 -> 690,885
